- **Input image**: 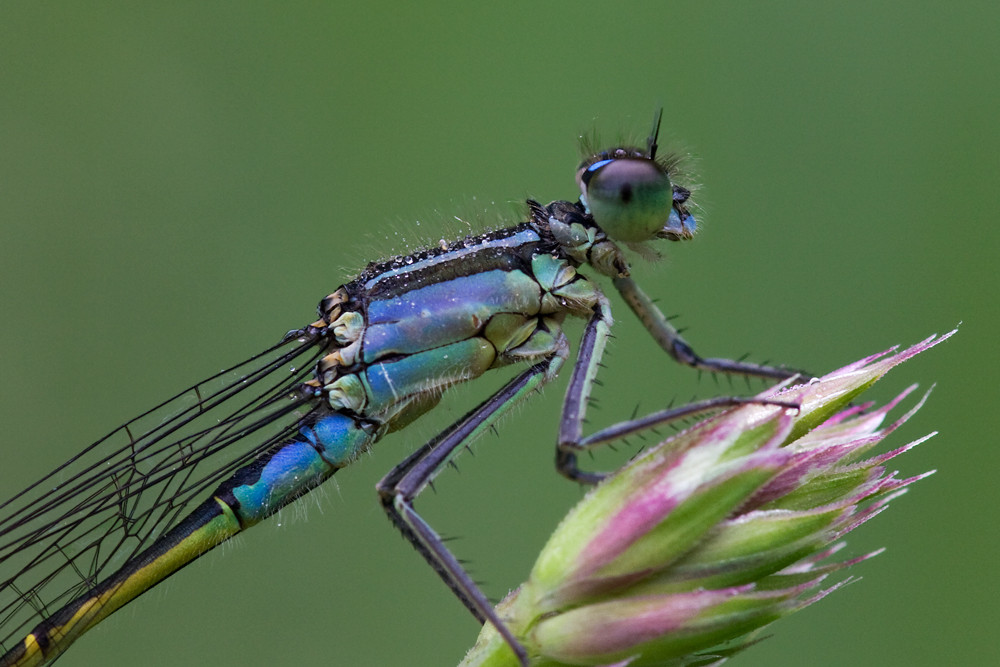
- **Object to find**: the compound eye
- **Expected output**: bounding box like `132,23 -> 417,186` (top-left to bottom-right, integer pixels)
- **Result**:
577,158 -> 674,242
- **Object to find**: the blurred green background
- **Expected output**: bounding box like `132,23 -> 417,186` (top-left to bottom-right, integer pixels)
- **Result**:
0,2 -> 994,665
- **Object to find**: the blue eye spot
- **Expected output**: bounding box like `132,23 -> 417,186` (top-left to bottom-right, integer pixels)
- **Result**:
586,159 -> 614,175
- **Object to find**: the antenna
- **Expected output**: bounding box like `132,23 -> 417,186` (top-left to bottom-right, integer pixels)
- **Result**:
646,108 -> 663,159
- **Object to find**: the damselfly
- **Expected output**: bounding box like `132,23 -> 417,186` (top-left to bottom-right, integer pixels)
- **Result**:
0,112 -> 801,666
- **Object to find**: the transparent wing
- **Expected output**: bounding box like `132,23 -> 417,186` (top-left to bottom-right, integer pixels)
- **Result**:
0,328 -> 327,652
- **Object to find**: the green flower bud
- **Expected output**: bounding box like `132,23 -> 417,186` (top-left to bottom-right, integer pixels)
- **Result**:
461,330 -> 955,667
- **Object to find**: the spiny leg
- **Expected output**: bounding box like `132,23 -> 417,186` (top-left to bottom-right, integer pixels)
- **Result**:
377,355 -> 564,667
556,301 -> 614,485
556,303 -> 800,483
613,276 -> 811,382
576,395 -> 799,451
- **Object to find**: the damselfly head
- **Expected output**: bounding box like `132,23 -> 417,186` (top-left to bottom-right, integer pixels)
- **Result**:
576,110 -> 696,244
